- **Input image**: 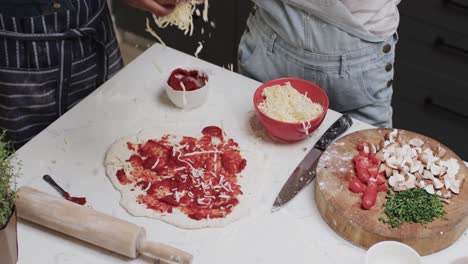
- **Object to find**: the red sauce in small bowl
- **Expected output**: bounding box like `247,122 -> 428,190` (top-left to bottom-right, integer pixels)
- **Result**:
167,68 -> 208,91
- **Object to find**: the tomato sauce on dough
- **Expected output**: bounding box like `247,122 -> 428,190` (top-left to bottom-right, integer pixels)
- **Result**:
116,126 -> 246,220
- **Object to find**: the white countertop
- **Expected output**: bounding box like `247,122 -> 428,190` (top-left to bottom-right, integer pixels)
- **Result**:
15,44 -> 468,264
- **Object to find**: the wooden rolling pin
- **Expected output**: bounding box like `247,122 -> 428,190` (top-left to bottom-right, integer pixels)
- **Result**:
16,187 -> 193,264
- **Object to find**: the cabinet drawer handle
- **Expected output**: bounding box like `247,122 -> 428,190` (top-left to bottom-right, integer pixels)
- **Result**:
442,0 -> 468,9
424,97 -> 468,119
434,37 -> 468,56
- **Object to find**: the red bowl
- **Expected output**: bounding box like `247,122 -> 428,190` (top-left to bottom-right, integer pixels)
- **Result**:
253,78 -> 329,142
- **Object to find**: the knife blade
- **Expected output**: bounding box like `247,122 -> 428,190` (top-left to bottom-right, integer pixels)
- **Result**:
271,114 -> 353,212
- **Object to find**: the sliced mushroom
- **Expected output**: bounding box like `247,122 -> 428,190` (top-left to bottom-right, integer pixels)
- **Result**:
439,166 -> 447,177
406,173 -> 416,188
418,165 -> 424,175
409,138 -> 424,148
444,177 -> 453,191
450,180 -> 460,194
423,170 -> 434,181
431,164 -> 442,177
378,163 -> 387,173
379,164 -> 393,178
396,154 -> 405,167
375,149 -> 385,162
386,156 -> 399,169
385,167 -> 393,177
437,146 -> 446,158
383,140 -> 391,148
419,149 -> 434,165
433,178 -> 444,189
414,172 -> 423,181
402,165 -> 410,173
387,129 -> 398,143
424,184 -> 435,195
410,160 -> 422,173
409,148 -> 418,159
414,147 -> 423,154
417,180 -> 426,188
394,183 -> 410,192
388,173 -> 405,187
370,144 -> 377,154
436,190 -> 442,197
445,158 -> 460,178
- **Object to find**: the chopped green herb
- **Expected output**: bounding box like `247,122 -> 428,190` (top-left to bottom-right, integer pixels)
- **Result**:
379,188 -> 447,228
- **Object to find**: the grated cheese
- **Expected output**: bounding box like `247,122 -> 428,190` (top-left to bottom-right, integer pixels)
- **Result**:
301,120 -> 312,135
194,41 -> 203,58
183,150 -> 222,156
258,82 -> 323,123
174,191 -> 185,203
151,159 -> 160,170
180,81 -> 187,107
146,0 -> 209,44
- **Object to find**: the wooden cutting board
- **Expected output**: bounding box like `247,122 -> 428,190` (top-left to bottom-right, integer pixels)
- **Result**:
314,128 -> 468,255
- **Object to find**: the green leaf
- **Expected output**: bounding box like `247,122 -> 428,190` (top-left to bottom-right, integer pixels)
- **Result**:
0,131 -> 20,227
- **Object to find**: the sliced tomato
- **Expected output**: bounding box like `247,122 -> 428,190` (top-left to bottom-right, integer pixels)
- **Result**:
376,173 -> 386,185
201,126 -> 223,138
349,178 -> 366,193
362,181 -> 378,210
357,170 -> 370,184
378,184 -> 388,192
367,166 -> 379,178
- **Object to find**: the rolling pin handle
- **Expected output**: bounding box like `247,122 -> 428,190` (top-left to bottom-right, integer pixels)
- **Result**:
137,240 -> 193,264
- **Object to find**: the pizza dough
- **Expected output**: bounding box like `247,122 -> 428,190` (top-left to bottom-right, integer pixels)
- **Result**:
104,125 -> 263,229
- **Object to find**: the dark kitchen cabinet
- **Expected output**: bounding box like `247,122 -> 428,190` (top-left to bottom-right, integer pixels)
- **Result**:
393,0 -> 468,159
112,0 -> 253,68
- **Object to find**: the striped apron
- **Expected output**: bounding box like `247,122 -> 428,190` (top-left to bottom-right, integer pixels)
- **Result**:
0,0 -> 123,149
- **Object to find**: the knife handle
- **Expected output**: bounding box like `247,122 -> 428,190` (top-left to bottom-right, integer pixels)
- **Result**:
315,115 -> 353,151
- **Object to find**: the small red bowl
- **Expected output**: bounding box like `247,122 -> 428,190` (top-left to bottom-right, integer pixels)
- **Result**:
253,78 -> 329,142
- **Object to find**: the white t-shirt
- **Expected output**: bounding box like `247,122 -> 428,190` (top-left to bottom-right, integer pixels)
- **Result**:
340,0 -> 401,38
255,0 -> 401,42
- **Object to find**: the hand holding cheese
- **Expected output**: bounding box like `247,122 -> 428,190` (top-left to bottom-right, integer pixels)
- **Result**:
125,0 -> 179,16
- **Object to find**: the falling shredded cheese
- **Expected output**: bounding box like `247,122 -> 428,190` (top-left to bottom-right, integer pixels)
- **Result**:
153,2 -> 196,36
258,82 -> 323,123
145,18 -> 166,46
301,120 -> 312,135
146,0 -> 209,45
194,41 -> 203,58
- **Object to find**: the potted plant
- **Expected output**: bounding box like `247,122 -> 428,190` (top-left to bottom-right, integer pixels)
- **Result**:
0,132 -> 19,264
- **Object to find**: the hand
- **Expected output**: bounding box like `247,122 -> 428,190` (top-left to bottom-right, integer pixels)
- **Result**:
125,0 -> 181,16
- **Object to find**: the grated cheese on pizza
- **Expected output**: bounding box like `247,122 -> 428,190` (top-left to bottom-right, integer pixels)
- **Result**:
113,126 -> 247,221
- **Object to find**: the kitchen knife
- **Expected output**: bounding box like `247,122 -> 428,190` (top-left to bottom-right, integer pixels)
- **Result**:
271,114 -> 353,212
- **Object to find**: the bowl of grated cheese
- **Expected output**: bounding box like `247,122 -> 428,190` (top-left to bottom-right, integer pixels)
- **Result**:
253,78 -> 329,142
